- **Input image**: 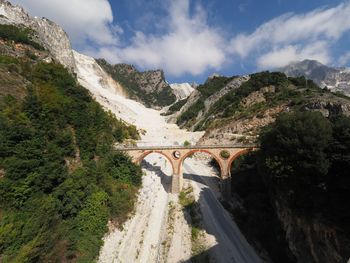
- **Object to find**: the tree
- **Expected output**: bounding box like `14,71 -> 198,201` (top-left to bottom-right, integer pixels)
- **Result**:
260,111 -> 332,181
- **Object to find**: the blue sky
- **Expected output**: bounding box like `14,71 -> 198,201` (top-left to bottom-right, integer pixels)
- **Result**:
11,0 -> 350,84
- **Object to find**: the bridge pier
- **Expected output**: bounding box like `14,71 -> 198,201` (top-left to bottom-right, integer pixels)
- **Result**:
171,173 -> 182,193
220,176 -> 232,200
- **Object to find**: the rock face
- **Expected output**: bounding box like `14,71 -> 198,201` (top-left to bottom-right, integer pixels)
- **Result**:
96,60 -> 176,108
171,76 -> 250,129
278,59 -> 350,96
0,0 -> 76,70
73,51 -> 128,98
275,200 -> 350,263
169,83 -> 194,100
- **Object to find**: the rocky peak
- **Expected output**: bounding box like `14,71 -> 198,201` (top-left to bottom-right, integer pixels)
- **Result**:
170,83 -> 194,100
96,59 -> 176,108
278,59 -> 350,96
0,0 -> 76,71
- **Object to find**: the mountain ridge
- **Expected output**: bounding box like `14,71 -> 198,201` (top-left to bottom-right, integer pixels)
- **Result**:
277,59 -> 350,96
0,0 -> 76,71
96,59 -> 177,108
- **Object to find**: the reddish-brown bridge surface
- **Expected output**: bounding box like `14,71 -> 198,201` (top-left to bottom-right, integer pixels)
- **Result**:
117,144 -> 257,197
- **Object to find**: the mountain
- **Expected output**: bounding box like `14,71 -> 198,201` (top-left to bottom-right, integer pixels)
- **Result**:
169,83 -> 194,100
278,59 -> 350,96
1,1 -> 350,262
0,0 -> 177,110
171,71 -> 350,263
171,71 -> 350,146
0,0 -> 76,70
96,59 -> 176,108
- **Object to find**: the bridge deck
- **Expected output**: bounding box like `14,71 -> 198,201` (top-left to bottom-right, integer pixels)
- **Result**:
116,144 -> 258,151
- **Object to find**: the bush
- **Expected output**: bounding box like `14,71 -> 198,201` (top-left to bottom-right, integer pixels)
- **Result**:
0,24 -> 44,50
260,111 -> 350,227
0,61 -> 142,262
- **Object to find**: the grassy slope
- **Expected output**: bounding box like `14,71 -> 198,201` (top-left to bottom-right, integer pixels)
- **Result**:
0,25 -> 142,262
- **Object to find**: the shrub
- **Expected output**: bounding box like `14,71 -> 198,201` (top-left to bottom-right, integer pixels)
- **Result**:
0,24 -> 44,50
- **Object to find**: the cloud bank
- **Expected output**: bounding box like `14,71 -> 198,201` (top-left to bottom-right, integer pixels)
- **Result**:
113,0 -> 226,76
229,1 -> 350,69
10,0 -> 350,76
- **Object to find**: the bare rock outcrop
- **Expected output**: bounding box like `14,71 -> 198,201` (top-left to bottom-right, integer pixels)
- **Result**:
96,60 -> 176,108
275,200 -> 350,263
0,0 -> 76,70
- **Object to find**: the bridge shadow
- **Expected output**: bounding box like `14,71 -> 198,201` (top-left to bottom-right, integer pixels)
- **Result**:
183,173 -> 220,194
140,159 -> 172,193
138,158 -> 261,262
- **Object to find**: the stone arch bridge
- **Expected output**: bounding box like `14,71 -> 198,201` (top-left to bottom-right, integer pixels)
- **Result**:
118,145 -> 257,198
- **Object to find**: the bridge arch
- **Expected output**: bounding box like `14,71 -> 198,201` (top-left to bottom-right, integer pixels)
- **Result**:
136,150 -> 175,174
228,148 -> 253,174
179,149 -> 224,178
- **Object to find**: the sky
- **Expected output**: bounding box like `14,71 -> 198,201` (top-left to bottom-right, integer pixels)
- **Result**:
10,0 -> 350,84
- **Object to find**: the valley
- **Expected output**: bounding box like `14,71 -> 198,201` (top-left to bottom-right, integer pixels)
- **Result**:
1,1 -> 350,262
74,50 -> 261,262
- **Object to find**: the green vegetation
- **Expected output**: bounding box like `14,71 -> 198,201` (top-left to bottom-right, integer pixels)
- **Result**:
219,150 -> 230,159
183,140 -> 191,147
97,60 -> 176,107
230,111 -> 350,262
162,98 -> 188,116
169,98 -> 188,112
196,76 -> 235,98
177,99 -> 205,127
177,71 -> 348,132
178,187 -> 207,259
0,53 -> 142,261
0,55 -> 19,65
0,24 -> 44,50
230,153 -> 296,263
260,112 -> 350,222
213,72 -> 289,118
177,76 -> 234,126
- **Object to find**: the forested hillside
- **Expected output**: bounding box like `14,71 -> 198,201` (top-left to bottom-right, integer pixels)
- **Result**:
230,112 -> 350,263
0,24 -> 142,262
179,72 -> 350,133
173,71 -> 350,145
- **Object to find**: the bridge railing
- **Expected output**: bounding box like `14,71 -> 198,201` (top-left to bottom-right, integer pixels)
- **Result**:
115,144 -> 258,151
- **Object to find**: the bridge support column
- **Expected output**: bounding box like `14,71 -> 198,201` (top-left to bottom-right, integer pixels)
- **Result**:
171,173 -> 182,193
220,176 -> 232,200
220,163 -> 231,200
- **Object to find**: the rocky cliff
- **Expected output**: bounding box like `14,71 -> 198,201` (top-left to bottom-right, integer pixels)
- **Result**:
96,59 -> 176,108
169,83 -> 194,100
275,199 -> 350,263
278,60 -> 350,96
0,0 -> 76,71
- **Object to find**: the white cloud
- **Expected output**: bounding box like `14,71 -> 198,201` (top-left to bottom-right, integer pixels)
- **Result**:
14,0 -> 226,77
338,51 -> 350,66
257,42 -> 331,69
229,1 -> 350,69
11,0 -> 117,47
10,0 -> 350,76
109,0 -> 226,76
